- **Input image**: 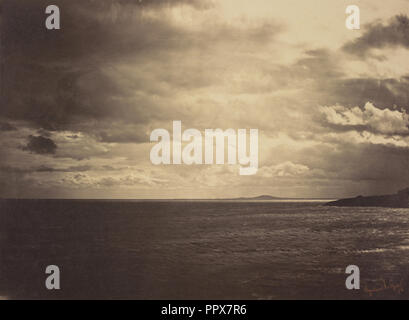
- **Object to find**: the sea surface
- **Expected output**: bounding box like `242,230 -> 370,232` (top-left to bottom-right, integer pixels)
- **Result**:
1,199 -> 409,300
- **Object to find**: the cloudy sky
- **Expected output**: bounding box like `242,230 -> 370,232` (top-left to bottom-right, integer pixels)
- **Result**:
1,0 -> 409,198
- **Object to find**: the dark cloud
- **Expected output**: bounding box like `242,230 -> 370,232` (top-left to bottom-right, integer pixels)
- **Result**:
0,0 -> 273,133
318,143 -> 409,195
261,48 -> 409,115
35,165 -> 92,172
343,15 -> 409,58
0,164 -> 91,174
317,76 -> 409,109
0,166 -> 30,174
276,140 -> 409,196
1,0 -> 185,130
74,0 -> 214,10
292,49 -> 344,79
278,49 -> 409,109
23,135 -> 57,154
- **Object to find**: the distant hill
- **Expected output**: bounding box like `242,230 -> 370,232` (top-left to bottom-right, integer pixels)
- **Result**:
326,187 -> 409,208
229,195 -> 283,200
223,195 -> 333,201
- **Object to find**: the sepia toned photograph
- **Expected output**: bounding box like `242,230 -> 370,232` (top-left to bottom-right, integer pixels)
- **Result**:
1,0 -> 409,302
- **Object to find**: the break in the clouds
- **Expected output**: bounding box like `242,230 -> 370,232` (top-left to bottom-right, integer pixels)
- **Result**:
1,0 -> 409,198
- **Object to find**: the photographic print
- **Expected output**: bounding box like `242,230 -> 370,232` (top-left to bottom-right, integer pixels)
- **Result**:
1,0 -> 409,303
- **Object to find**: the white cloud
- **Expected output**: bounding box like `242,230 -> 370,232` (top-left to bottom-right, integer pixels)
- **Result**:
320,102 -> 409,134
259,161 -> 310,178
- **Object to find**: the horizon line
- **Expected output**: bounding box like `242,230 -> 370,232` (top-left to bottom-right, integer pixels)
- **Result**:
0,197 -> 337,201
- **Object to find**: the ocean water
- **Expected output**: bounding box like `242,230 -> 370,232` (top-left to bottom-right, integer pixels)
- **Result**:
1,199 -> 409,300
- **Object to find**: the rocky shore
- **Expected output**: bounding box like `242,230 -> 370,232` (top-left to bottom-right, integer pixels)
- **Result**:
326,188 -> 409,208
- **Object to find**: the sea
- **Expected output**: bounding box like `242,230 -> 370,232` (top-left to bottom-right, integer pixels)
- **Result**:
1,199 -> 409,300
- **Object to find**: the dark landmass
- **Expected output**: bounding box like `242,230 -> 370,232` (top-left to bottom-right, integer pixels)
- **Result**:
326,187 -> 409,208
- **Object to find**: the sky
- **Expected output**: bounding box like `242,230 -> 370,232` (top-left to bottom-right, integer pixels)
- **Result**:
1,0 -> 409,199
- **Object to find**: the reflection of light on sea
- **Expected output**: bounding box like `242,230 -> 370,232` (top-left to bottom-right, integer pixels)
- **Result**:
356,245 -> 409,254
